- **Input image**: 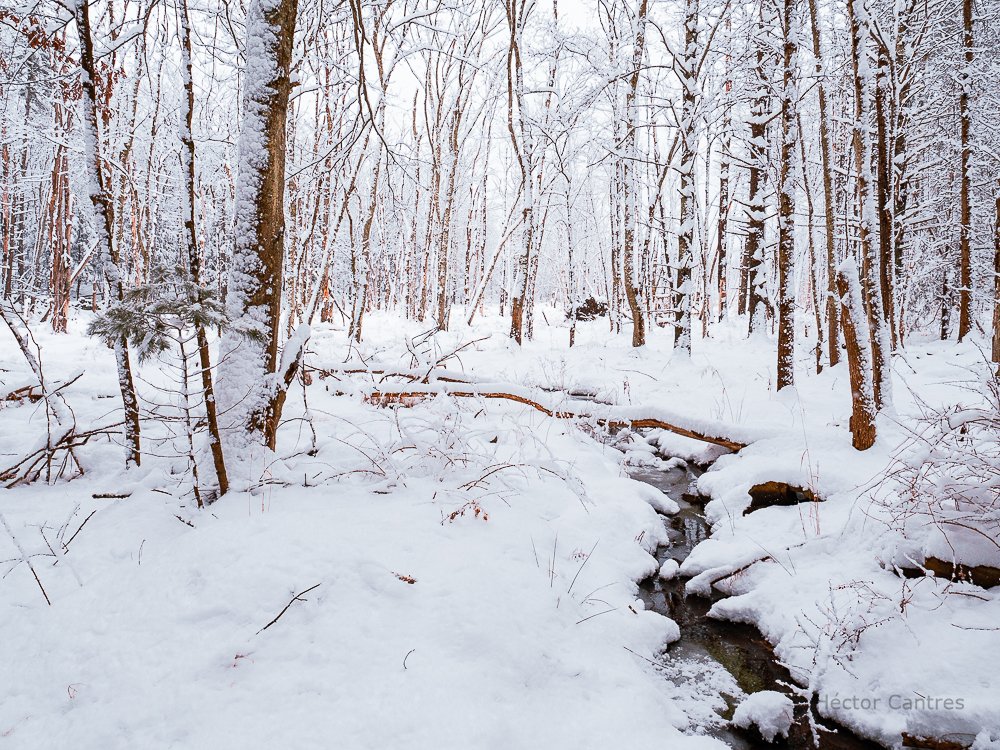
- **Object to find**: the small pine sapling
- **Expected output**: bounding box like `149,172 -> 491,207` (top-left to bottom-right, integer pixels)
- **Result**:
88,265 -> 253,505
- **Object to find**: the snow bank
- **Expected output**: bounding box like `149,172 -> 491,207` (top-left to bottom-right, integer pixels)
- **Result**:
732,691 -> 794,741
0,320 -> 729,749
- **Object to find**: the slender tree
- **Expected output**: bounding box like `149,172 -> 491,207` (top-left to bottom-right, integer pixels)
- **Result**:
75,0 -> 142,466
775,0 -> 799,390
846,0 -> 892,409
956,0 -> 973,341
178,0 -> 228,494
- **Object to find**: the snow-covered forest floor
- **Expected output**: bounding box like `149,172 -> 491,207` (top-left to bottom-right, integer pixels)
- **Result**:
2,309 -> 998,749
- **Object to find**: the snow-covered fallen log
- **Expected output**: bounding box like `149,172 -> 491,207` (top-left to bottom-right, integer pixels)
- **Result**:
337,381 -> 777,451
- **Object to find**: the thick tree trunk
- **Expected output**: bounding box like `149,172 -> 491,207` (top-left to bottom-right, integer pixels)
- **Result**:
218,0 -> 302,452
49,141 -> 71,334
836,261 -> 877,450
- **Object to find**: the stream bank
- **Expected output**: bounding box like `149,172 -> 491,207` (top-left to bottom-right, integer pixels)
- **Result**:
628,461 -> 884,750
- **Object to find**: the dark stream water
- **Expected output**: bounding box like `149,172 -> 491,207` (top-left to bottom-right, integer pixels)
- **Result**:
628,462 -> 884,750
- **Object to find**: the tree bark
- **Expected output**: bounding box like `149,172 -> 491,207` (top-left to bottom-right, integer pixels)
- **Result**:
874,54 -> 896,348
805,0 -> 839,366
217,0 -> 302,451
957,0 -> 973,341
836,261 -> 876,450
992,178 -> 1000,368
746,18 -> 770,335
845,0 -> 892,410
775,0 -> 798,391
675,0 -> 699,353
717,127 -> 730,320
622,0 -> 649,347
75,0 -> 142,467
179,0 -> 228,496
505,0 -> 532,345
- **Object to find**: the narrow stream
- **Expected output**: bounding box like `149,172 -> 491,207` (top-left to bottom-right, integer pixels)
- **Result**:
629,461 -> 883,750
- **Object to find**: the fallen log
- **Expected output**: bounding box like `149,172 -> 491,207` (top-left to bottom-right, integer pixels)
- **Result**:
309,365 -> 477,386
363,387 -> 752,451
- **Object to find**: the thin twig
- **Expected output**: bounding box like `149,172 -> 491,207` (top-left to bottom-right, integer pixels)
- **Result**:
256,583 -> 323,635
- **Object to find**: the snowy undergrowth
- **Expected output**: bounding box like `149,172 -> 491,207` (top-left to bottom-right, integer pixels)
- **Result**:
321,310 -> 1000,746
0,317 -> 726,749
673,344 -> 1000,747
4,310 -> 999,749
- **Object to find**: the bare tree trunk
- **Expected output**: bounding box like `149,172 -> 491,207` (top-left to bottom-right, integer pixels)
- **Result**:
846,0 -> 892,410
874,55 -> 897,348
179,0 -> 228,496
799,115 -> 825,374
218,0 -> 303,452
505,0 -> 532,345
75,0 -> 141,467
49,140 -> 71,334
675,0 -> 699,353
746,21 -> 770,335
956,0 -> 973,341
891,0 -> 917,346
717,127 -> 730,320
610,171 -> 622,333
992,178 -> 1000,368
353,154 -> 381,343
622,0 -> 649,347
805,0 -> 839,366
0,135 -> 11,301
836,261 -> 876,450
775,0 -> 798,391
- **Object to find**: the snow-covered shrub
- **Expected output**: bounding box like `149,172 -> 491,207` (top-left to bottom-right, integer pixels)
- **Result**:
324,393 -> 590,520
880,369 -> 1000,578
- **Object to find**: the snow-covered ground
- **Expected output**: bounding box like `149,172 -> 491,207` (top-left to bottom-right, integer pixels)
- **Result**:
2,308 -> 998,748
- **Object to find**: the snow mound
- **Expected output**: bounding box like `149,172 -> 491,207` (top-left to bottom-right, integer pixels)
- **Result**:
732,691 -> 794,742
659,559 -> 680,580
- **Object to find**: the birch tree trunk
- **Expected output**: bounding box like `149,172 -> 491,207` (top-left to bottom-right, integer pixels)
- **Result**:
805,0 -> 839,366
622,0 -> 649,347
675,0 -> 699,354
505,0 -> 532,345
